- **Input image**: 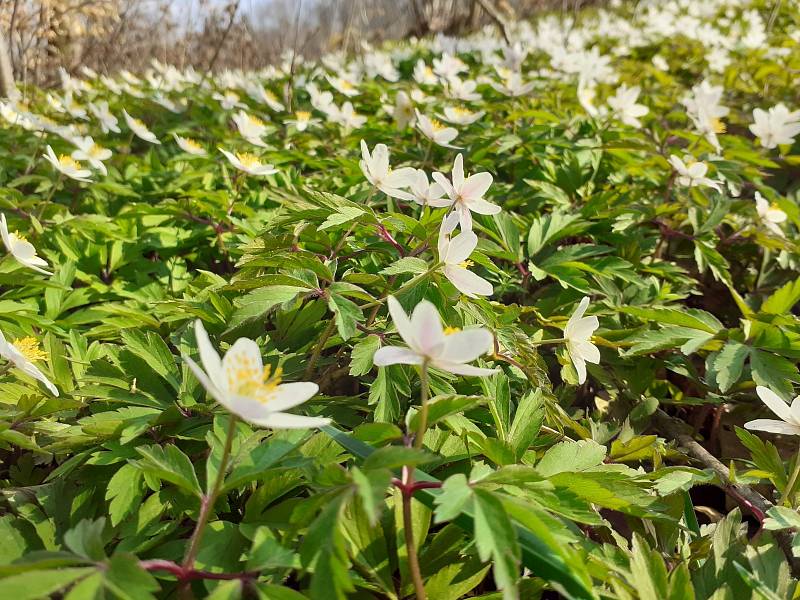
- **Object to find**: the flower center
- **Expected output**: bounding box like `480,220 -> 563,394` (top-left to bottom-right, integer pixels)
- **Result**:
236,152 -> 260,168
248,115 -> 265,127
710,117 -> 726,133
296,111 -> 311,120
443,326 -> 461,336
458,260 -> 474,268
430,118 -> 446,131
183,138 -> 202,151
13,337 -> 48,362
265,90 -> 277,101
131,118 -> 145,128
90,144 -> 105,157
9,230 -> 26,243
232,364 -> 283,402
59,155 -> 81,169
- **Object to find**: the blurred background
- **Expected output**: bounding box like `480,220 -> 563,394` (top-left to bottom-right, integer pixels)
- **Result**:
0,0 -> 596,88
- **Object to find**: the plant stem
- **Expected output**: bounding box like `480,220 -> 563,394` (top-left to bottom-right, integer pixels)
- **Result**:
182,416 -> 238,571
401,466 -> 427,600
304,318 -> 337,378
413,361 -> 430,449
779,449 -> 800,507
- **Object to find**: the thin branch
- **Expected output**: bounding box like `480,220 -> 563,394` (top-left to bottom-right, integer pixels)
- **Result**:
474,0 -> 511,44
652,409 -> 800,575
140,559 -> 257,582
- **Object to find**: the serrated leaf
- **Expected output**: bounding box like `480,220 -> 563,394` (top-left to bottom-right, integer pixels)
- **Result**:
134,444 -> 202,497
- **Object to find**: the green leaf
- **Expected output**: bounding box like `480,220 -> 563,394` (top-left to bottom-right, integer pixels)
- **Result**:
619,306 -> 723,334
300,492 -> 354,600
508,389 -> 544,459
0,568 -> 95,600
105,464 -> 145,526
318,206 -> 365,231
228,285 -> 307,330
750,349 -> 800,398
408,395 -> 485,431
120,330 -> 180,390
712,341 -> 749,392
328,293 -> 363,341
102,553 -> 159,600
134,444 -> 202,497
351,466 -> 391,525
628,534 -> 669,600
380,257 -> 429,275
362,446 -> 437,470
473,488 -> 520,600
761,277 -> 800,314
349,335 -> 381,376
64,519 -> 106,561
433,474 -> 472,523
536,440 -> 607,477
763,506 -> 800,530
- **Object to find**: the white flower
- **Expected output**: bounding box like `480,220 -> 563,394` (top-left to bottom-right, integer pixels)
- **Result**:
0,331 -> 58,395
71,136 -> 112,175
745,386 -> 800,436
359,141 -> 416,200
408,169 -> 448,207
218,148 -> 278,177
432,154 -> 499,233
415,110 -> 458,148
668,155 -> 721,192
490,73 -> 535,97
261,89 -> 285,112
285,110 -> 318,132
389,91 -> 416,129
329,101 -> 366,131
446,77 -> 481,102
437,222 -> 492,298
0,213 -> 51,275
749,104 -> 800,150
563,297 -> 600,384
213,90 -> 245,110
173,134 -> 206,156
326,75 -> 360,97
89,101 -> 120,133
122,110 -> 160,144
413,60 -> 438,86
232,110 -> 269,147
307,82 -> 335,115
373,296 -> 498,376
577,81 -> 603,118
652,55 -> 669,71
441,106 -> 485,126
432,53 -> 467,80
755,192 -> 787,237
607,84 -> 648,128
43,145 -> 92,182
183,320 -> 329,429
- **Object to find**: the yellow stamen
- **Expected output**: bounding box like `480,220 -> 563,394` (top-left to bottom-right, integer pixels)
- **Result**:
13,337 -> 48,362
710,117 -> 726,134
458,260 -> 474,268
296,111 -> 311,120
233,363 -> 283,403
10,230 -> 26,243
454,107 -> 472,116
443,327 -> 461,336
247,115 -> 265,127
235,152 -> 260,167
182,138 -> 202,151
430,118 -> 446,131
265,90 -> 277,101
59,155 -> 82,169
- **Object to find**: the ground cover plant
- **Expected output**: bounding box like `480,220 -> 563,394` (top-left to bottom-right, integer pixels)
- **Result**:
2,0 -> 800,598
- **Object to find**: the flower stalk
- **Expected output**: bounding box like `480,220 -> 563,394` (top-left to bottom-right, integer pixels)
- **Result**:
414,361 -> 430,449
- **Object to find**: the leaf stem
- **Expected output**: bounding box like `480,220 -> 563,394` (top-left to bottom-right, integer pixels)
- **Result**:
304,318 -> 337,378
181,416 -> 238,571
401,466 -> 427,600
779,449 -> 800,507
413,361 -> 430,449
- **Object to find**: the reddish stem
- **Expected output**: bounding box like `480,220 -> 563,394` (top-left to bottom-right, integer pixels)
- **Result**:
139,559 -> 258,582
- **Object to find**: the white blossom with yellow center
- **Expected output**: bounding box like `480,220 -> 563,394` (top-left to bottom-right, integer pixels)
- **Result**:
373,296 -> 498,376
218,148 -> 278,177
437,219 -> 493,298
173,134 -> 206,156
232,110 -> 269,147
42,145 -> 92,182
441,106 -> 485,126
415,110 -> 458,147
0,213 -> 52,275
123,110 -> 161,144
0,330 -> 58,396
71,136 -> 112,175
183,320 -> 330,429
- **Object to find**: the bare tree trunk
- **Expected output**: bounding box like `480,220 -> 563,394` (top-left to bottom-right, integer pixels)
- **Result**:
0,29 -> 15,97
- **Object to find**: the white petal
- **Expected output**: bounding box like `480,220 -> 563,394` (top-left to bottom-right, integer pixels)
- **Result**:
248,412 -> 331,429
462,172 -> 493,201
444,265 -> 493,298
267,382 -> 319,412
194,321 -> 223,382
452,154 -> 464,189
574,340 -> 600,364
440,328 -> 494,363
221,338 -> 264,385
444,230 -> 477,265
373,346 -> 424,366
744,419 -> 800,436
466,198 -> 501,215
432,360 -> 498,377
571,354 -> 587,384
387,296 -> 417,350
410,300 -> 445,357
756,386 -> 792,422
183,355 -> 228,408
